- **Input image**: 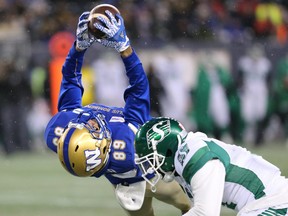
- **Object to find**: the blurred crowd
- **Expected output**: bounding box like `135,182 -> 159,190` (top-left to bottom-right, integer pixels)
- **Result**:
0,0 -> 288,154
1,0 -> 288,45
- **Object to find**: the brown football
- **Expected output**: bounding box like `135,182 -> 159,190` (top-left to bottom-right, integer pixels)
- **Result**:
88,4 -> 120,39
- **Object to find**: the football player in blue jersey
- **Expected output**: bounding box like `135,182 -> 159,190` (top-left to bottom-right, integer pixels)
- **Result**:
44,9 -> 190,216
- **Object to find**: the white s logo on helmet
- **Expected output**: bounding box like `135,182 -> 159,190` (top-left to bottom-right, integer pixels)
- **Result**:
146,120 -> 171,149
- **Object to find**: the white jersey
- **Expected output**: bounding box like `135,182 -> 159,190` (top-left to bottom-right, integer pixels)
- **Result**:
174,132 -> 288,213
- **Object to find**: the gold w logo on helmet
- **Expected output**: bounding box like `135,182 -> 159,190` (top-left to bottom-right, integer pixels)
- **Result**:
84,149 -> 102,172
146,120 -> 171,149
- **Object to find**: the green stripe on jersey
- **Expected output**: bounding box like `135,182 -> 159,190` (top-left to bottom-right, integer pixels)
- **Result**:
222,202 -> 237,210
258,207 -> 287,215
182,141 -> 230,182
206,141 -> 266,199
206,141 -> 230,168
226,164 -> 266,199
182,147 -> 216,182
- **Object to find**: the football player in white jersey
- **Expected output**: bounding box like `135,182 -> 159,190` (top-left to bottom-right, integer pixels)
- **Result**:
135,117 -> 288,216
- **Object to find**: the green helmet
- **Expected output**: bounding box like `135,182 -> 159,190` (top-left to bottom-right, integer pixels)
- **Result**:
135,117 -> 187,189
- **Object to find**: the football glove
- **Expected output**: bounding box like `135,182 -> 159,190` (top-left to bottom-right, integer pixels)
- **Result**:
76,12 -> 96,51
95,11 -> 130,52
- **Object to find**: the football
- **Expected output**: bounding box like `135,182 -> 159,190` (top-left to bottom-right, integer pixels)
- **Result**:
88,4 -> 120,39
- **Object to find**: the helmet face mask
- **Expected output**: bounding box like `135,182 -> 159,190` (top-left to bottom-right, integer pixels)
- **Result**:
135,151 -> 164,190
58,111 -> 112,177
67,111 -> 111,141
135,117 -> 187,189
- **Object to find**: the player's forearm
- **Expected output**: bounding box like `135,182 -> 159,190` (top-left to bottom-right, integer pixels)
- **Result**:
58,42 -> 85,111
121,47 -> 146,86
184,160 -> 225,216
62,42 -> 85,78
121,47 -> 151,125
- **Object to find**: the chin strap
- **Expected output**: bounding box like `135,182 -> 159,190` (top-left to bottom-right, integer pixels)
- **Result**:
150,170 -> 175,193
163,170 -> 175,183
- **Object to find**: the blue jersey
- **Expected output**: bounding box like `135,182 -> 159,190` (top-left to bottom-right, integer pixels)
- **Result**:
44,43 -> 151,185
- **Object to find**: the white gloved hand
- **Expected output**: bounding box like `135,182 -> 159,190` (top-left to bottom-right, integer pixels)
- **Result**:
76,12 -> 96,51
94,10 -> 130,52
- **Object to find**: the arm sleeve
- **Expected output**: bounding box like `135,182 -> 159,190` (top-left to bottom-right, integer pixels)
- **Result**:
57,42 -> 86,111
183,160 -> 225,216
122,49 -> 151,127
